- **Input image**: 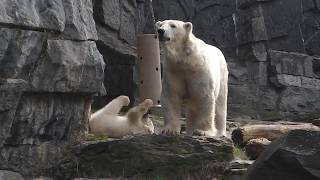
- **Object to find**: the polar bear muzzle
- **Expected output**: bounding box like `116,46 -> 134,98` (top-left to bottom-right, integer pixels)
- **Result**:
157,28 -> 170,42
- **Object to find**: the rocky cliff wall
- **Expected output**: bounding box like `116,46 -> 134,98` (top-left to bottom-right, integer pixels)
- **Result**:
0,0 -> 104,178
0,0 -> 157,178
153,0 -> 320,121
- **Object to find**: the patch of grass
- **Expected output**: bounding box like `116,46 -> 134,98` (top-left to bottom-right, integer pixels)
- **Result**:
154,176 -> 166,180
233,146 -> 249,160
150,114 -> 162,123
85,133 -> 109,141
133,176 -> 166,180
259,110 -> 282,121
149,114 -> 164,128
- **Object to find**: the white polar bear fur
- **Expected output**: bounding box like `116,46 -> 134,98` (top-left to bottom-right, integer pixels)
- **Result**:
156,20 -> 228,137
89,96 -> 154,138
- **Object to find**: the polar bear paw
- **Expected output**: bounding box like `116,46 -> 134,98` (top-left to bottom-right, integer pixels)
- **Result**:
161,125 -> 181,136
215,131 -> 227,137
118,95 -> 130,106
192,129 -> 216,137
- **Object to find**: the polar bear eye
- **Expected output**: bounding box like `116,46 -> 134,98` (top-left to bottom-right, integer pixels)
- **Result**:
170,24 -> 177,28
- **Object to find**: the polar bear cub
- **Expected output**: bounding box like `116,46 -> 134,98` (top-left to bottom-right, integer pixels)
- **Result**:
156,20 -> 228,137
89,96 -> 154,138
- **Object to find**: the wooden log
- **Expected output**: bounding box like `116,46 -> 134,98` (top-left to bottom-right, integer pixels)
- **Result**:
312,119 -> 320,127
245,138 -> 271,159
232,123 -> 320,146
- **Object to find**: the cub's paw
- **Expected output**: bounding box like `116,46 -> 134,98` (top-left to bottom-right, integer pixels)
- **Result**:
161,125 -> 181,136
118,95 -> 130,106
192,129 -> 216,137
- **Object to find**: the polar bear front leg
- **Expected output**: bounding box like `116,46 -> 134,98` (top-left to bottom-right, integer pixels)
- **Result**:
188,98 -> 217,137
160,74 -> 184,135
161,93 -> 182,135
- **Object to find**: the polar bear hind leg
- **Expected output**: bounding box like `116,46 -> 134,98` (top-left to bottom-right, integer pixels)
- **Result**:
101,95 -> 130,115
214,82 -> 228,137
126,99 -> 153,123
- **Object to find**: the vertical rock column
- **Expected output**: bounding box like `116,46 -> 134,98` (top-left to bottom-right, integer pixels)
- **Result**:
0,0 -> 105,178
92,0 -> 156,107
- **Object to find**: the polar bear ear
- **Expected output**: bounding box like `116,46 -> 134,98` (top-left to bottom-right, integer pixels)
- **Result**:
155,21 -> 162,28
184,22 -> 193,34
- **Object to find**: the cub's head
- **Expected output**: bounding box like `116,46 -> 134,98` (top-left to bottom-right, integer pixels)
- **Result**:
156,20 -> 193,44
127,99 -> 154,135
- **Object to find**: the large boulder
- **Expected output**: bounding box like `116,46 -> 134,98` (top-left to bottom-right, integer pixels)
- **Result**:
73,135 -> 234,179
244,130 -> 320,180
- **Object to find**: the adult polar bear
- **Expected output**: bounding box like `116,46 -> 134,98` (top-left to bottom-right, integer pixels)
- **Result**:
156,20 -> 228,137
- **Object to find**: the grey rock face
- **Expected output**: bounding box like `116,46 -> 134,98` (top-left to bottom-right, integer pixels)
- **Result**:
153,0 -> 237,58
31,40 -> 104,93
62,0 -> 98,40
0,0 -> 65,31
4,93 -> 91,146
0,79 -> 29,147
94,0 -> 121,30
0,28 -> 45,79
0,170 -> 24,180
279,87 -> 320,120
152,0 -> 320,121
244,130 -> 320,180
1,142 -> 68,178
74,135 -> 234,179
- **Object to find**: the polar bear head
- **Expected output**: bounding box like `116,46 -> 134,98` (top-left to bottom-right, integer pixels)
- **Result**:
156,20 -> 193,45
127,99 -> 154,135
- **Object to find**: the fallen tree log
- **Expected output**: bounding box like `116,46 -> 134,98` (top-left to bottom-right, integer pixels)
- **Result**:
245,138 -> 271,159
232,123 -> 320,146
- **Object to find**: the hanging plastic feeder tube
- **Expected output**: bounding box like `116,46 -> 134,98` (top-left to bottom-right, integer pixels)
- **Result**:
137,34 -> 162,106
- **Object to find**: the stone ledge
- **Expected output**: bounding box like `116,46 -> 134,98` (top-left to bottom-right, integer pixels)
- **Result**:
269,50 -> 314,77
270,74 -> 320,90
73,135 -> 234,179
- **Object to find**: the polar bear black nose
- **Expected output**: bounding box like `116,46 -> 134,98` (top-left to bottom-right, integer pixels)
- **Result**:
157,29 -> 165,36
